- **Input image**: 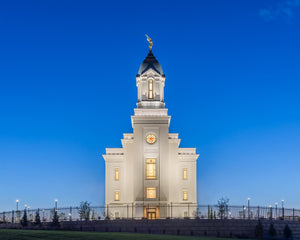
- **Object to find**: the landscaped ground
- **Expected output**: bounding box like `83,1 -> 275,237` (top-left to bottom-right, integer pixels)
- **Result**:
0,230 -> 240,240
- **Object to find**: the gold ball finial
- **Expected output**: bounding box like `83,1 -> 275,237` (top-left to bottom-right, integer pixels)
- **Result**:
145,34 -> 153,51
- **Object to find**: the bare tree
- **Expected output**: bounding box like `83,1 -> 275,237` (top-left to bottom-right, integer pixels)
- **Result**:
78,201 -> 91,221
218,197 -> 229,219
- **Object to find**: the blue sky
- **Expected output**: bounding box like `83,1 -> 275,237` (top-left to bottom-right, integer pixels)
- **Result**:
0,0 -> 300,211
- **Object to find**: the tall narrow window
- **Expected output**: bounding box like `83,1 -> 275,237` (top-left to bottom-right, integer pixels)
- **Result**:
148,79 -> 153,99
146,159 -> 156,179
146,187 -> 156,199
115,168 -> 119,181
183,191 -> 188,201
183,168 -> 187,180
115,191 -> 119,201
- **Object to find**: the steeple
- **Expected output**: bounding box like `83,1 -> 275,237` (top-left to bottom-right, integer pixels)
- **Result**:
137,50 -> 164,76
136,37 -> 166,109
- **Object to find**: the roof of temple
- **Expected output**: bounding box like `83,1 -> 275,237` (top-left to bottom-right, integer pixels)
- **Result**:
137,50 -> 164,76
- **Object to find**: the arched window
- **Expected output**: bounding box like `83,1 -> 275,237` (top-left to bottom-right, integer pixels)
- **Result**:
148,79 -> 153,99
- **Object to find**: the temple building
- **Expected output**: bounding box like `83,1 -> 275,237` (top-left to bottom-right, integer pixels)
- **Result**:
103,37 -> 199,219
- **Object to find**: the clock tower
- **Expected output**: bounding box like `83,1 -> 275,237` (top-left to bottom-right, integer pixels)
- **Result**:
103,38 -> 199,219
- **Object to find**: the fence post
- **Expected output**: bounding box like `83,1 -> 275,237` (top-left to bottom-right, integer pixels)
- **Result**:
69,207 -> 72,221
127,204 -> 128,219
248,202 -> 250,219
171,202 -> 172,219
132,203 -> 133,219
12,211 -> 14,224
208,205 -> 210,219
293,208 -> 295,221
282,206 -> 284,219
106,204 -> 109,219
257,206 -> 260,220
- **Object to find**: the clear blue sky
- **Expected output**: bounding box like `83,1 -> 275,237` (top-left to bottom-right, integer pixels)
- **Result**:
1,0 -> 300,211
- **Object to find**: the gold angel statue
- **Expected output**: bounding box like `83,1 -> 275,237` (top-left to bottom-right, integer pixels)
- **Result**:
145,34 -> 153,50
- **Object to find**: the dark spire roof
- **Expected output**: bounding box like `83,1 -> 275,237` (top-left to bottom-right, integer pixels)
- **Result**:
138,50 -> 164,76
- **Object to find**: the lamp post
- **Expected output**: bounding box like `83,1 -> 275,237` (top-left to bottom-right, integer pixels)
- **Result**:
281,199 -> 284,219
275,202 -> 278,219
269,205 -> 272,219
55,199 -> 58,211
16,200 -> 19,211
247,198 -> 250,219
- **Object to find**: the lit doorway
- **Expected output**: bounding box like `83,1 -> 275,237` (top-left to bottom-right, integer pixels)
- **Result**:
143,207 -> 159,219
147,208 -> 156,219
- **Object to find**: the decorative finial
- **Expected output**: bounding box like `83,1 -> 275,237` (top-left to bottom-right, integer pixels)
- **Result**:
145,34 -> 153,51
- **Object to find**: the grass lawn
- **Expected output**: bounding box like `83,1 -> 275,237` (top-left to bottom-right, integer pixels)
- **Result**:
0,229 -> 238,240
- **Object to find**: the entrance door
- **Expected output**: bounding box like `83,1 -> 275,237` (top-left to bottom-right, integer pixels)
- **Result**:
147,208 -> 156,220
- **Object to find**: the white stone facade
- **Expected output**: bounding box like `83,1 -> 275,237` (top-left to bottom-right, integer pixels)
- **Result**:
103,49 -> 198,219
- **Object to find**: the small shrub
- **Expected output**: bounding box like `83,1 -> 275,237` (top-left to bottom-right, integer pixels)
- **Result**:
51,208 -> 60,227
21,209 -> 28,227
268,222 -> 277,237
255,220 -> 263,239
283,224 -> 292,239
35,209 -> 41,225
91,210 -> 95,221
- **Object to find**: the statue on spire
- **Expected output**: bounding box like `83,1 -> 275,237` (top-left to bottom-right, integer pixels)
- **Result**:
145,34 -> 153,51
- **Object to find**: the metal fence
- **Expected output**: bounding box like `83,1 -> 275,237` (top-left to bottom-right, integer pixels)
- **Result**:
1,204 -> 300,223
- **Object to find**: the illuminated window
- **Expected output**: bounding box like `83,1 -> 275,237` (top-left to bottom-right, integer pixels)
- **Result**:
115,191 -> 119,201
115,168 -> 119,181
148,79 -> 153,99
183,168 -> 187,180
146,159 -> 156,179
184,211 -> 188,218
146,187 -> 156,199
183,191 -> 188,201
115,212 -> 119,219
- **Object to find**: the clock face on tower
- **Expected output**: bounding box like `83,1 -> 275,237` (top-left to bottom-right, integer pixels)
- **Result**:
146,134 -> 156,144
